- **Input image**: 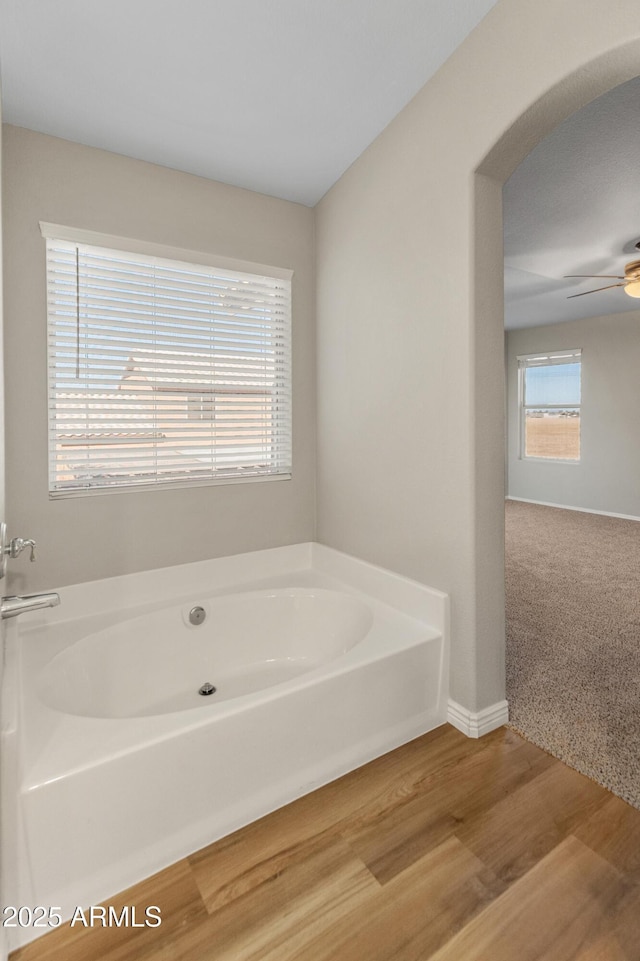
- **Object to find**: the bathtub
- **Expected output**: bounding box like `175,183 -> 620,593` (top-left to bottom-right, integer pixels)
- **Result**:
1,542 -> 448,949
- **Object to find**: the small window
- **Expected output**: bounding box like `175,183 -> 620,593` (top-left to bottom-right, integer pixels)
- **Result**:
518,349 -> 581,462
42,224 -> 292,496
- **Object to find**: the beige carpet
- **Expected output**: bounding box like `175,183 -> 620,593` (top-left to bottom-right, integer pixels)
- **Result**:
505,499 -> 640,809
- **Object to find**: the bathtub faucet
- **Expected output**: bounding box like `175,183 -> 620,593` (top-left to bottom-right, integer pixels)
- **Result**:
1,592 -> 61,619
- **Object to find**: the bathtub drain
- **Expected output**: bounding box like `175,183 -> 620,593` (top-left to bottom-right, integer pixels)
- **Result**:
198,682 -> 217,696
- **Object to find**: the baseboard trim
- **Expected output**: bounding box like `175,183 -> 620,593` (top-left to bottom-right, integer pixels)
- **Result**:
447,699 -> 509,739
506,496 -> 640,523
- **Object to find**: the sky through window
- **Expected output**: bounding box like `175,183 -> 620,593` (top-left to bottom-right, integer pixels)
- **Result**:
525,362 -> 581,407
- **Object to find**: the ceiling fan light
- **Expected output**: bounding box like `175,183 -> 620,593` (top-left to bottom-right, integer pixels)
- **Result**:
624,280 -> 640,299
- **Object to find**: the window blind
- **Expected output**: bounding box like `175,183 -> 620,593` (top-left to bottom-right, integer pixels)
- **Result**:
518,349 -> 581,369
44,230 -> 292,495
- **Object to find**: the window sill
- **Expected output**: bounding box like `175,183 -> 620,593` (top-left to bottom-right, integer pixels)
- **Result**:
49,472 -> 292,499
520,457 -> 581,466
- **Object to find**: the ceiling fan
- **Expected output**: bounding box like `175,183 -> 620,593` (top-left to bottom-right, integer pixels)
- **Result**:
564,260 -> 640,299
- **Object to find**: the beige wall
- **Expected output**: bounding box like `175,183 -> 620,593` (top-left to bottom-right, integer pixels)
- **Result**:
316,0 -> 640,711
2,126 -> 315,591
507,310 -> 640,517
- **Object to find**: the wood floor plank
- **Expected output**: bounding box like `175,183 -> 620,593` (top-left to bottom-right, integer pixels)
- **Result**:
426,835 -> 638,961
343,733 -> 554,883
189,723 -> 501,911
9,859 -> 207,961
454,754 -> 609,883
127,838 -> 380,961
574,794 -> 640,881
274,835 -> 506,961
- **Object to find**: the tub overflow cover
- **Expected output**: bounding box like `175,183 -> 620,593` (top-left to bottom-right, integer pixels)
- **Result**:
189,606 -> 206,626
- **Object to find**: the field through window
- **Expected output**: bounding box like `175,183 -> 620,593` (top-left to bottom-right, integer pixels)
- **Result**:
524,409 -> 580,460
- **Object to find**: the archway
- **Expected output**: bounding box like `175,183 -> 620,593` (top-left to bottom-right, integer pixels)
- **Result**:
471,39 -> 640,716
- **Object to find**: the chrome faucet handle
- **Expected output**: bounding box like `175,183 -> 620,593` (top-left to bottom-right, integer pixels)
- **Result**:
7,537 -> 37,562
0,526 -> 37,577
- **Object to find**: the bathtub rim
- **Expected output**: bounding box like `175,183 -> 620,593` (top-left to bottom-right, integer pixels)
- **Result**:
14,541 -> 448,634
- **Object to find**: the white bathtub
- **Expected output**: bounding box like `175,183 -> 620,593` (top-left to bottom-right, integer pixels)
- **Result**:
2,542 -> 448,949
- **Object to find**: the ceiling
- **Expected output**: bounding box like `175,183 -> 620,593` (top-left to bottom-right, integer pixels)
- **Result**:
504,75 -> 640,330
0,0 -> 497,207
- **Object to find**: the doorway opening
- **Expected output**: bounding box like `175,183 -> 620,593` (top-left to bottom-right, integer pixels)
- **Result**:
475,65 -> 640,807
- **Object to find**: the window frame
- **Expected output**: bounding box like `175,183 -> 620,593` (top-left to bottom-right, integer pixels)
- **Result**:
41,223 -> 293,498
517,348 -> 582,465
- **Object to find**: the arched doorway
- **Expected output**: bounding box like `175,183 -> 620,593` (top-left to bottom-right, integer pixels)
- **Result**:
470,40 -> 640,718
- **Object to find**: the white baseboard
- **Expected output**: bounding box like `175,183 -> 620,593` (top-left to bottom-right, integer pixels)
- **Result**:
506,496 -> 640,523
447,698 -> 509,738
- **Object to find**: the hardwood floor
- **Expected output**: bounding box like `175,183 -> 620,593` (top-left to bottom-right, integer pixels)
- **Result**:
11,724 -> 640,961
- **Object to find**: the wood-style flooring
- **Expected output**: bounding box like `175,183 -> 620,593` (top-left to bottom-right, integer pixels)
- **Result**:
11,724 -> 640,961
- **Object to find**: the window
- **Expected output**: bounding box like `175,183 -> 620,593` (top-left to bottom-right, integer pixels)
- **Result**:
42,224 -> 292,496
518,349 -> 581,462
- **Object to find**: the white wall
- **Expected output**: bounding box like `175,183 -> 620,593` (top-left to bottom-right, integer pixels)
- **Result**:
2,126 -> 316,591
316,0 -> 640,712
507,310 -> 640,518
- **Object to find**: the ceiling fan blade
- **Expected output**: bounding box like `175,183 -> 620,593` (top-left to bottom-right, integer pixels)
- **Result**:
567,283 -> 626,299
564,274 -> 625,279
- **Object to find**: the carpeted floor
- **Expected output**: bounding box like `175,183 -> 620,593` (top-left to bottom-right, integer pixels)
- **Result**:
505,498 -> 640,809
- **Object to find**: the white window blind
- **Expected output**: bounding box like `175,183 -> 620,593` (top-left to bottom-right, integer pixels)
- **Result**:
43,227 -> 292,496
518,349 -> 582,370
